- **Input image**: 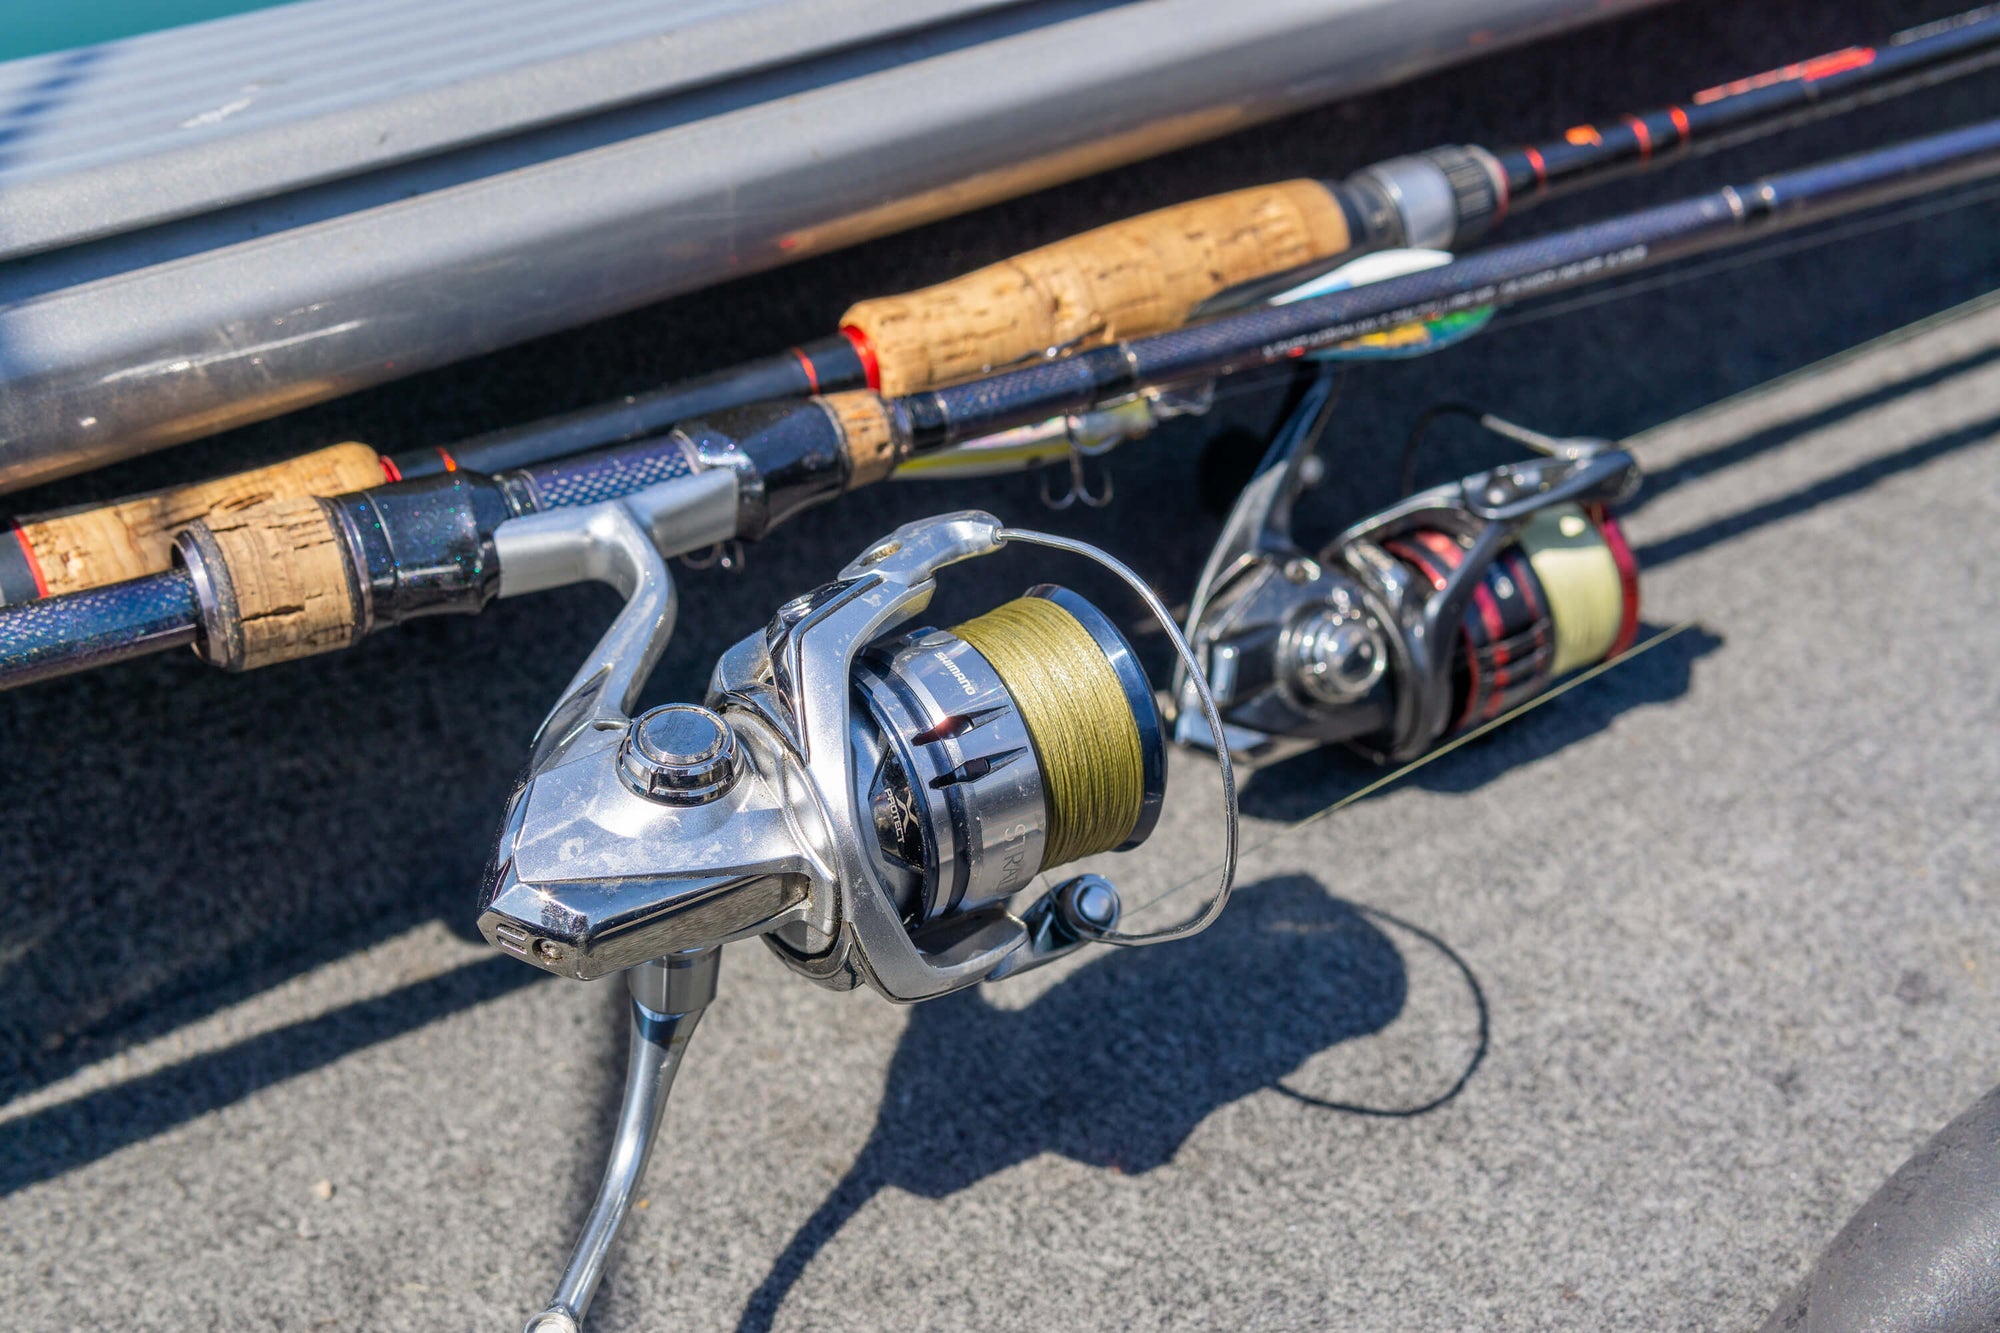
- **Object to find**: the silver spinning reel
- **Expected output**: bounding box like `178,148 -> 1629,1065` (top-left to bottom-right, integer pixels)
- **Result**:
476,483 -> 1234,1332
1176,368 -> 1643,762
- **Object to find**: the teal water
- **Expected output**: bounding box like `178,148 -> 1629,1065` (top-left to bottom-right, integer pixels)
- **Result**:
0,1 -> 305,63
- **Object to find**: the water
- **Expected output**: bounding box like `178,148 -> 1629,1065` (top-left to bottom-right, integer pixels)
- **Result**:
0,1 -> 305,63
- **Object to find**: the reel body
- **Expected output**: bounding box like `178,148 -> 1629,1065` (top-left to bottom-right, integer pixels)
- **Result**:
1177,371 -> 1641,762
481,510 -> 1225,1002
1375,498 -> 1639,744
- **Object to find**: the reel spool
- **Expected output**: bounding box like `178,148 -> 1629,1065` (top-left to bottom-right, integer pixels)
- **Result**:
852,586 -> 1165,930
1384,502 -> 1639,738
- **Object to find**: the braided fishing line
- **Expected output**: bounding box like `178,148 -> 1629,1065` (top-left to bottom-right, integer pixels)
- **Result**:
1519,506 -> 1631,676
955,595 -> 1147,868
1119,620 -> 1698,923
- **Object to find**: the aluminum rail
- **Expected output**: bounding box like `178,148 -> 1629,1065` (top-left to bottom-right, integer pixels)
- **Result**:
0,0 -> 1659,493
0,0 -> 1033,260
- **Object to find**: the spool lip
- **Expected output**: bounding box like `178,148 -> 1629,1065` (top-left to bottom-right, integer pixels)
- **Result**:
1025,583 -> 1167,849
1589,506 -> 1643,657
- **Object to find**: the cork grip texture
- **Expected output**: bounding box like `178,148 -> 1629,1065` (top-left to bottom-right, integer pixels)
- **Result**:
823,392 -> 900,488
17,443 -> 383,596
841,179 -> 1350,396
205,496 -> 357,669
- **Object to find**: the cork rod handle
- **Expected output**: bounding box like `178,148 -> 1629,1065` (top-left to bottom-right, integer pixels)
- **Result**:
839,179 -> 1352,397
182,495 -> 362,671
12,443 -> 385,599
820,390 -> 902,488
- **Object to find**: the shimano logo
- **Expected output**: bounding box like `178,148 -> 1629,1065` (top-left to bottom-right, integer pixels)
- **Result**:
934,649 -> 978,697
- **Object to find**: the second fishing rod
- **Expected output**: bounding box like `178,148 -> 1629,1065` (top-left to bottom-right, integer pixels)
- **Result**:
7,1 -> 1999,608
6,113 -> 2000,694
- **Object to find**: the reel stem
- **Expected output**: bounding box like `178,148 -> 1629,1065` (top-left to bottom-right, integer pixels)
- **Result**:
524,949 -> 721,1333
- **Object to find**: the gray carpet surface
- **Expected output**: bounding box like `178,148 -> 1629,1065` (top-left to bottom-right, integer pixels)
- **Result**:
4,0 -> 2000,1328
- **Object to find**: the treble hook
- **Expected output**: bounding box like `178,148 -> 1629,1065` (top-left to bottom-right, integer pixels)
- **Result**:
1038,417 -> 1114,510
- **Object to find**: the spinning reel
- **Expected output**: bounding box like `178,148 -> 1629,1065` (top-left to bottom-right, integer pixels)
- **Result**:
477,484 -> 1234,1331
1176,368 -> 1642,762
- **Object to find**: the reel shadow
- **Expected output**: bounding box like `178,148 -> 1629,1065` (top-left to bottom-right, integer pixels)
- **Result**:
1236,622 -> 1723,822
736,873 -> 1478,1333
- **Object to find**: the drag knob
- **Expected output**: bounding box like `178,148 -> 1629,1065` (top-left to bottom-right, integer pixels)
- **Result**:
1290,599 -> 1388,705
618,704 -> 739,804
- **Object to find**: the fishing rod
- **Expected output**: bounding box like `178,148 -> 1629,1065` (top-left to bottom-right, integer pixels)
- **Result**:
8,2 -> 1999,608
3,115 -> 1999,696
